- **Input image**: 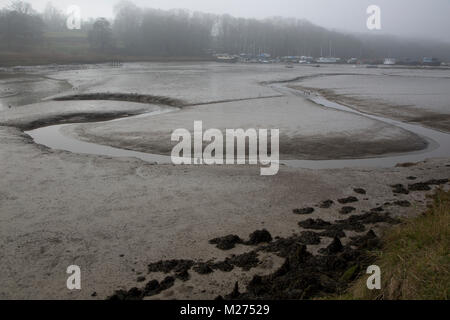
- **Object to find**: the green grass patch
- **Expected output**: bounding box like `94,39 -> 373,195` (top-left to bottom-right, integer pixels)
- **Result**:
334,189 -> 450,300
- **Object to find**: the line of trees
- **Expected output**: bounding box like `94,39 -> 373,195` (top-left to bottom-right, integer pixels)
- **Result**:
0,1 -> 45,47
1,1 -> 450,60
111,2 -> 363,57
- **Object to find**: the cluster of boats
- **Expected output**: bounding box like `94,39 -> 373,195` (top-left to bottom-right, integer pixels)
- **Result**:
213,53 -> 444,67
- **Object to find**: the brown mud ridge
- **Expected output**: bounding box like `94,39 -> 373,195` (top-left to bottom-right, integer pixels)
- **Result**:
54,93 -> 185,107
16,111 -> 147,131
391,178 -> 449,195
53,93 -> 284,109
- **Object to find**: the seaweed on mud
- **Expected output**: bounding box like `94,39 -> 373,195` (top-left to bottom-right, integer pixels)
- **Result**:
407,179 -> 448,192
222,237 -> 379,300
108,209 -> 393,301
392,179 -> 448,194
337,196 -> 359,204
353,188 -> 367,195
299,211 -> 400,238
193,263 -> 214,275
336,211 -> 401,227
339,206 -> 356,214
261,231 -> 321,257
392,200 -> 412,207
54,93 -> 185,107
209,235 -> 243,250
227,251 -> 260,271
319,200 -> 334,209
293,207 -> 315,215
147,259 -> 195,274
245,229 -> 273,245
298,218 -> 332,230
210,230 -> 272,250
348,230 -> 381,250
391,184 -> 409,195
319,237 -> 344,255
408,183 -> 432,192
108,276 -> 175,300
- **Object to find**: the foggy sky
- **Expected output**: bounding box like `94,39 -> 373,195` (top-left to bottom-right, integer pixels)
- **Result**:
2,0 -> 449,42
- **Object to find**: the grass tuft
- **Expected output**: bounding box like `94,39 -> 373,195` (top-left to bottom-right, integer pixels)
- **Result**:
335,189 -> 449,300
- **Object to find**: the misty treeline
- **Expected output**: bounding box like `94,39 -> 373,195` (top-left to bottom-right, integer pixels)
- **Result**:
1,1 -> 450,60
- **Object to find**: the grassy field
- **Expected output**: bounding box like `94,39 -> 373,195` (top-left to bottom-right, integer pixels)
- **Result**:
334,189 -> 449,300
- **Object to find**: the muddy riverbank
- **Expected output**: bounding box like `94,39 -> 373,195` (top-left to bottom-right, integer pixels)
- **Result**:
0,63 -> 449,299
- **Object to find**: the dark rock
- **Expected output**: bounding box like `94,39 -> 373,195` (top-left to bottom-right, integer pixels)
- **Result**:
298,231 -> 321,245
319,200 -> 334,209
408,182 -> 431,191
109,287 -> 143,301
393,200 -> 411,207
408,179 -> 449,192
293,207 -> 315,215
337,196 -> 358,204
193,263 -> 214,275
143,280 -> 160,296
319,229 -> 346,239
147,259 -> 194,274
391,184 -> 409,195
349,230 -> 381,250
319,237 -> 344,255
406,176 -> 417,180
225,282 -> 241,299
339,206 -> 356,214
209,235 -> 243,250
228,251 -> 259,271
370,207 -> 384,212
136,276 -> 146,283
298,218 -> 332,230
212,260 -> 234,272
337,212 -> 400,227
426,179 -> 449,185
159,276 -> 175,291
261,232 -> 320,257
353,188 -> 367,195
246,229 -> 272,245
340,265 -> 360,282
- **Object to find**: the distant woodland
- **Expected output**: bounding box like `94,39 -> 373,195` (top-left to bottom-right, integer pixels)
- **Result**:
1,1 -> 449,65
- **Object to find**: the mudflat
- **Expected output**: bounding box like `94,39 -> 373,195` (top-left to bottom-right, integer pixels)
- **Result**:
0,62 -> 449,299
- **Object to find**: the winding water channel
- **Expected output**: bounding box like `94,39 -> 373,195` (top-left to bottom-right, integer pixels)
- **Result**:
25,82 -> 450,169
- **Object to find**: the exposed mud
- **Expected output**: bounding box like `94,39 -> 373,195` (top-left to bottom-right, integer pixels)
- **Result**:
288,81 -> 450,132
54,93 -> 185,107
104,183 -> 436,300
